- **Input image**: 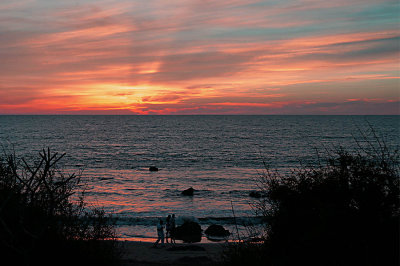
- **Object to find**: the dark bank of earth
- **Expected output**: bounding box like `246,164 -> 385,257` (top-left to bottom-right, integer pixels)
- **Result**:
119,241 -> 225,266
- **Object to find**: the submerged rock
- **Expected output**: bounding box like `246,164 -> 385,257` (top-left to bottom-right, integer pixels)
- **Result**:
173,221 -> 202,243
149,166 -> 159,171
204,224 -> 230,237
181,187 -> 195,196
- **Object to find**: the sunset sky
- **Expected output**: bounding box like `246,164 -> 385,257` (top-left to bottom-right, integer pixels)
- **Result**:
0,0 -> 399,115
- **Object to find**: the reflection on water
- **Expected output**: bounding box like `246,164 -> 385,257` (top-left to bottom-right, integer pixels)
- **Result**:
0,115 -> 398,241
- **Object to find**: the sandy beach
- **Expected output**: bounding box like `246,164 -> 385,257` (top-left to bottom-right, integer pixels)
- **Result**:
119,241 -> 227,265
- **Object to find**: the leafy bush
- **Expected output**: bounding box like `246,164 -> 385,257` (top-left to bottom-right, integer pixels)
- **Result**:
223,134 -> 399,266
0,148 -> 120,266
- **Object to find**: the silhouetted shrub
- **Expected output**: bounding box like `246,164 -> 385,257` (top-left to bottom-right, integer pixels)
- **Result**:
223,132 -> 399,266
0,148 -> 120,266
221,241 -> 266,265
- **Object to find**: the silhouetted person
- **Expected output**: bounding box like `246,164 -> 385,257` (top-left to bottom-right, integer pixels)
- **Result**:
170,214 -> 176,243
165,215 -> 171,243
153,219 -> 165,247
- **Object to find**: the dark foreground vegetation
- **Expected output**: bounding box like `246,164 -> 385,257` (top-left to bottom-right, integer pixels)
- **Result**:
223,133 -> 399,266
0,148 -> 120,266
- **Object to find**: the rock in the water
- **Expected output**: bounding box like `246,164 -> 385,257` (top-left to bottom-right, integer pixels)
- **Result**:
173,221 -> 202,243
149,166 -> 159,171
204,224 -> 230,237
181,187 -> 195,196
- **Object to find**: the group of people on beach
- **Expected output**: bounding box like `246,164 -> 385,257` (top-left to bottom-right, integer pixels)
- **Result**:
153,214 -> 176,247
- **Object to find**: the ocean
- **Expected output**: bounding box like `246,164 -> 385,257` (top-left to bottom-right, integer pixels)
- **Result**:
0,115 -> 398,242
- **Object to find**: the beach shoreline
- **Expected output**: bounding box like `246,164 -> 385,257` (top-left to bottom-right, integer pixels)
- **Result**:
119,240 -> 227,265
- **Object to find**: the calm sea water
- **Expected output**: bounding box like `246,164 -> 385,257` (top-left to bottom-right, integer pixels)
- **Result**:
0,115 -> 399,241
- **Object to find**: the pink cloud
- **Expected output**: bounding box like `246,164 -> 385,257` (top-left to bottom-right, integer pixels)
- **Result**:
0,0 -> 398,114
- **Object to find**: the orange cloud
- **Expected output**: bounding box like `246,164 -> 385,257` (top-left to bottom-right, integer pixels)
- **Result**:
0,0 -> 398,114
